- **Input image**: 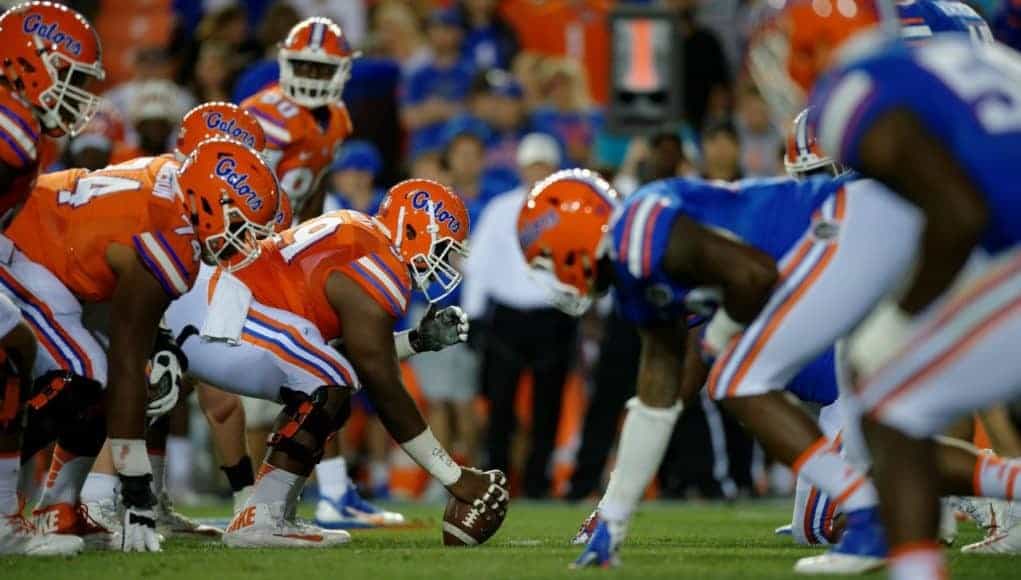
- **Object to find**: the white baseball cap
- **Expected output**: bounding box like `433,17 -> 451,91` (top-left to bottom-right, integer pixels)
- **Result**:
516,132 -> 561,168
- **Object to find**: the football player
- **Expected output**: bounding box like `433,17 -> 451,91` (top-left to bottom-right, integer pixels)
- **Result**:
0,1 -> 105,557
168,179 -> 506,548
0,137 -> 279,555
518,166 -> 906,571
242,17 -> 354,222
753,1 -> 1021,577
74,102 -> 274,542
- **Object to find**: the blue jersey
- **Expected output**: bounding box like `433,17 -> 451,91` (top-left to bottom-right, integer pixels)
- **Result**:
809,35 -> 1021,253
608,175 -> 844,326
898,0 -> 992,44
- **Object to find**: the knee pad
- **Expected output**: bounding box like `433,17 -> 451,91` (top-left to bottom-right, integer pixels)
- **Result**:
22,371 -> 104,459
268,386 -> 349,466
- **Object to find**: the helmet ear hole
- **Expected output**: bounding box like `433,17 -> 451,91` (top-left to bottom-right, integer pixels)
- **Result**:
405,224 -> 416,241
200,196 -> 213,216
564,251 -> 576,266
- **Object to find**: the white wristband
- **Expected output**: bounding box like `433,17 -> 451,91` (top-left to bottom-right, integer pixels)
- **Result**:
110,438 -> 153,477
394,330 -> 417,361
400,427 -> 462,486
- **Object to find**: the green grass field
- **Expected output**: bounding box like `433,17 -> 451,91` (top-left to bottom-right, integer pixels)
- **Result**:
1,501 -> 1015,579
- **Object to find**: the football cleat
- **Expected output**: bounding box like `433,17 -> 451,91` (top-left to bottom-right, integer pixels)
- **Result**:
962,500 -> 1021,554
0,513 -> 83,556
223,502 -> 351,548
571,508 -> 600,545
775,524 -> 794,537
793,507 -> 887,575
156,492 -> 222,537
571,518 -> 626,569
314,485 -> 405,529
233,485 -> 255,515
33,502 -> 112,549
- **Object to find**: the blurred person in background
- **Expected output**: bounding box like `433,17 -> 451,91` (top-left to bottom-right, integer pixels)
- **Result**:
372,0 -> 431,74
531,58 -> 601,167
410,149 -> 449,184
177,3 -> 259,85
191,41 -> 241,103
465,133 -> 577,499
441,119 -> 494,217
699,119 -> 742,182
456,0 -> 519,70
511,52 -> 547,112
231,1 -> 302,102
127,80 -> 186,157
401,8 -> 475,159
664,0 -> 732,131
611,130 -> 692,196
103,47 -> 195,121
735,86 -> 782,178
466,70 -> 532,174
501,0 -> 611,105
63,103 -> 132,171
324,140 -> 384,214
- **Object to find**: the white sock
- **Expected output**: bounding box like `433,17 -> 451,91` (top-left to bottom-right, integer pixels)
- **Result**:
37,446 -> 94,508
166,435 -> 192,495
793,436 -> 877,512
973,455 -> 1021,501
315,457 -> 349,501
149,453 -> 166,497
0,454 -> 18,515
889,541 -> 946,580
80,472 -> 120,503
370,461 -> 389,490
251,465 -> 303,506
598,397 -> 682,523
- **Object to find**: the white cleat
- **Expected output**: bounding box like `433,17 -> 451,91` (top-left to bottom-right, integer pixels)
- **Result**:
156,492 -> 222,537
962,500 -> 1021,554
223,502 -> 351,549
80,498 -> 120,550
793,554 -> 885,575
0,514 -> 84,556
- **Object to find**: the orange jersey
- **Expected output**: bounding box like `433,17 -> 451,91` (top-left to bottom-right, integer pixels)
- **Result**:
6,155 -> 200,302
241,85 -> 353,213
0,85 -> 46,216
232,210 -> 411,339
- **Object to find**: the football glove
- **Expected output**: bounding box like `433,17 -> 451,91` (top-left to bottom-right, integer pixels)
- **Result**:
119,474 -> 161,552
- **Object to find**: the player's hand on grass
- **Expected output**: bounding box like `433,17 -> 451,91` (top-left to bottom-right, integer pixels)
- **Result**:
414,305 -> 469,352
447,468 -> 509,514
119,474 -> 161,552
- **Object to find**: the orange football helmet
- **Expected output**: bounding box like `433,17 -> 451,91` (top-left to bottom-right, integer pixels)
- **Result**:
375,179 -> 469,303
0,1 -> 104,136
747,0 -> 894,124
278,17 -> 355,108
784,108 -> 845,179
517,168 -> 620,316
177,138 -> 280,272
176,102 -> 266,159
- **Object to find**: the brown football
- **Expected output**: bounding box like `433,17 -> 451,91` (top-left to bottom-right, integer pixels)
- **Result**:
442,496 -> 507,547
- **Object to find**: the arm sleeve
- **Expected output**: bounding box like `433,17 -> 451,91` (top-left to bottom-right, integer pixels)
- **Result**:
336,252 -> 412,319
131,231 -> 198,298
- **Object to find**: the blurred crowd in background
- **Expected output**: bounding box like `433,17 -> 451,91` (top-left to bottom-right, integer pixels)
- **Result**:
23,0 -> 1021,504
